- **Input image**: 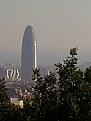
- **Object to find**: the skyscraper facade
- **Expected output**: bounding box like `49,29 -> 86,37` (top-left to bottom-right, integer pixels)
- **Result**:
21,25 -> 37,82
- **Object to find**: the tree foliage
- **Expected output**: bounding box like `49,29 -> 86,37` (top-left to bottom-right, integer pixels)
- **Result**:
0,78 -> 9,103
1,47 -> 91,121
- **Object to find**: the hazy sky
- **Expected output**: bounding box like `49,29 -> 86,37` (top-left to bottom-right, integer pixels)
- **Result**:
0,0 -> 91,66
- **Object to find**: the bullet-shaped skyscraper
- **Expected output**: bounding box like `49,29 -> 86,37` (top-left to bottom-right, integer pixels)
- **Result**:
21,25 -> 37,82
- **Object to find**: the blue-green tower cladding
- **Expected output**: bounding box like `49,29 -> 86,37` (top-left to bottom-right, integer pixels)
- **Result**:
21,25 -> 37,82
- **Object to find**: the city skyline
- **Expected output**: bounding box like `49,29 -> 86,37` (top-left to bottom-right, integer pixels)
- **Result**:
0,0 -> 91,66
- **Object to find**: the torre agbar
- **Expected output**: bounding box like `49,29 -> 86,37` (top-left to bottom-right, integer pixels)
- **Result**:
21,25 -> 37,82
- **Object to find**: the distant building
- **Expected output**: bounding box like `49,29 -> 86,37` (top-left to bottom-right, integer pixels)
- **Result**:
0,62 -> 21,79
10,98 -> 23,108
21,25 -> 37,83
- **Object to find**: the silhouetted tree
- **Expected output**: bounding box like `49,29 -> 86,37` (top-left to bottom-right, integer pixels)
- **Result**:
0,78 -> 9,104
1,48 -> 91,121
55,47 -> 91,121
29,68 -> 58,121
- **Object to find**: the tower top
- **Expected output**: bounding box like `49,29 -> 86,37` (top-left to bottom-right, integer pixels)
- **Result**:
25,25 -> 33,30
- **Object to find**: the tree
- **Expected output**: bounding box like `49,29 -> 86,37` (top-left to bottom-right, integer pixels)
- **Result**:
1,47 -> 91,121
28,48 -> 91,121
0,78 -> 9,104
0,78 -> 24,121
30,68 -> 58,121
55,47 -> 91,121
55,47 -> 79,121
